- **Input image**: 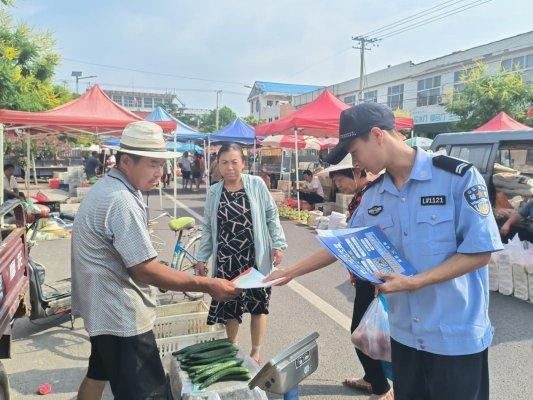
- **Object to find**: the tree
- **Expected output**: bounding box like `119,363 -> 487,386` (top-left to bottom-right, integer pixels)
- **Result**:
199,106 -> 237,133
242,115 -> 263,126
445,62 -> 533,131
0,10 -> 74,111
160,103 -> 201,129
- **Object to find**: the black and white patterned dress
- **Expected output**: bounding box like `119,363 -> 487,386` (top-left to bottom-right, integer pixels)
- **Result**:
207,187 -> 271,325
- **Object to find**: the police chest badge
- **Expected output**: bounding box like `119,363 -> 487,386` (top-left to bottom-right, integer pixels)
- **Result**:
368,205 -> 383,216
464,184 -> 490,216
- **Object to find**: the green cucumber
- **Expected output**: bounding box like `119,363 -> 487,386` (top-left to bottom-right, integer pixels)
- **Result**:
192,359 -> 244,383
181,351 -> 238,368
200,367 -> 251,389
186,356 -> 238,372
189,345 -> 238,360
174,339 -> 232,356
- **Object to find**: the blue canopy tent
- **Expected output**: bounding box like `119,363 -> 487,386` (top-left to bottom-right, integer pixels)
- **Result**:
208,118 -> 255,144
208,118 -> 257,174
145,107 -> 206,217
145,107 -> 204,141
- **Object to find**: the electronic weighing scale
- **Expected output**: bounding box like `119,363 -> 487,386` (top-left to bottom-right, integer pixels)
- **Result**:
249,332 -> 319,399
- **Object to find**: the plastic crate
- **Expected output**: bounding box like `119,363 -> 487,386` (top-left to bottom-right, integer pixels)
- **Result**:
155,300 -> 208,318
153,300 -> 226,358
156,330 -> 226,359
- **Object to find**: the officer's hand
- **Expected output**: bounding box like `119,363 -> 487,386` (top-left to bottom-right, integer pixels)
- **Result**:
207,278 -> 242,302
349,271 -> 356,286
374,272 -> 418,293
263,268 -> 292,286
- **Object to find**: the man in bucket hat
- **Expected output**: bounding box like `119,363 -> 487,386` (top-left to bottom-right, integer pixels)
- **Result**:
72,121 -> 241,400
266,103 -> 503,400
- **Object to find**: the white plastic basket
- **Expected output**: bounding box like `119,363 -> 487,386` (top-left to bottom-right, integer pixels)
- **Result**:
153,300 -> 225,358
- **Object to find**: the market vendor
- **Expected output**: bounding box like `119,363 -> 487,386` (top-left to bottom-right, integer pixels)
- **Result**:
499,199 -> 533,242
72,121 -> 241,400
299,169 -> 324,206
3,163 -> 25,200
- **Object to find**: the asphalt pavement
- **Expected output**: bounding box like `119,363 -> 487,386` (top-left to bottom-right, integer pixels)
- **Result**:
3,186 -> 533,399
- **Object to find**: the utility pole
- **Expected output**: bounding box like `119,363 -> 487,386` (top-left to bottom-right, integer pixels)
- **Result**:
352,36 -> 380,103
215,90 -> 222,130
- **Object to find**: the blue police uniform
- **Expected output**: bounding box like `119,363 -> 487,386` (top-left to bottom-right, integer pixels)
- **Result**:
349,148 -> 503,356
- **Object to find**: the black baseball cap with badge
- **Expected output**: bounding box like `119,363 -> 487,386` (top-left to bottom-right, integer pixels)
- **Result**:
326,102 -> 395,165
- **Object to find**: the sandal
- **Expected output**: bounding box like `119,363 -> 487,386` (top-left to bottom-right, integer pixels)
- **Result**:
343,377 -> 373,393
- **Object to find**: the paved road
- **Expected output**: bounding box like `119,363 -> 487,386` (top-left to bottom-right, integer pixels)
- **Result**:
4,187 -> 533,399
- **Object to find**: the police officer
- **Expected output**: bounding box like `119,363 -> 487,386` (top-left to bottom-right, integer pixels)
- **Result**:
266,103 -> 503,400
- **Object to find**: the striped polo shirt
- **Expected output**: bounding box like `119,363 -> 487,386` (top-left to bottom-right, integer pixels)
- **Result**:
71,168 -> 158,337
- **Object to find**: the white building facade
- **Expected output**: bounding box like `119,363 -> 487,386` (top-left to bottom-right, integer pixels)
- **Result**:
247,81 -> 323,122
292,31 -> 533,136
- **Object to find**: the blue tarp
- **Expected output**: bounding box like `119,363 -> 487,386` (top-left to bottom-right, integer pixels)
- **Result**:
165,142 -> 202,153
145,107 -> 205,141
208,118 -> 256,144
104,137 -> 201,153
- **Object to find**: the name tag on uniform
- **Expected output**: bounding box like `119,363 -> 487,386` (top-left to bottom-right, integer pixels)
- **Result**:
420,195 -> 446,206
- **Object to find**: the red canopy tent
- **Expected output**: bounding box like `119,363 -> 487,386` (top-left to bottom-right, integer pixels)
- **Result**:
0,84 -> 175,135
528,106 -> 533,118
474,111 -> 532,132
255,90 -> 349,138
395,116 -> 414,130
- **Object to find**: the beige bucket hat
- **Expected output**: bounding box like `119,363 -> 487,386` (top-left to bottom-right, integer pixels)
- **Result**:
108,121 -> 180,159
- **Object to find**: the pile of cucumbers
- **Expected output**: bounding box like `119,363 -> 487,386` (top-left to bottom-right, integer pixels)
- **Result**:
174,339 -> 252,390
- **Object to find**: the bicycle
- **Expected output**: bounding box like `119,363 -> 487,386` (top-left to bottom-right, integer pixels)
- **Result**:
151,212 -> 211,300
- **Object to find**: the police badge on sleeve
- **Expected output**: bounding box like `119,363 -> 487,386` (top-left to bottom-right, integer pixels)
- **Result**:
464,184 -> 491,216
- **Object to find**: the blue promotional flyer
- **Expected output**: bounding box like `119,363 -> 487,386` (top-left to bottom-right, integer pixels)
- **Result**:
317,227 -> 417,284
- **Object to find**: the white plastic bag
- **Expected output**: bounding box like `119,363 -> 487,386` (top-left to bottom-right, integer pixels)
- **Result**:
512,249 -> 529,301
498,234 -> 522,295
488,253 -> 500,292
351,295 -> 391,362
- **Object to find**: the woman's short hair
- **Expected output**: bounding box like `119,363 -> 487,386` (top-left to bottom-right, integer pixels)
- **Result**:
329,168 -> 354,180
217,143 -> 244,160
302,169 -> 313,177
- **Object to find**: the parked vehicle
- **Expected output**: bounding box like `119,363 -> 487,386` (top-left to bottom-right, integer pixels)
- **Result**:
0,200 -> 73,399
431,130 -> 533,203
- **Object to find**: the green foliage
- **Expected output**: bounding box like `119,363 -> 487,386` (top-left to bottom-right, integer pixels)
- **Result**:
200,106 -> 237,133
242,115 -> 263,126
0,10 -> 74,111
445,62 -> 533,131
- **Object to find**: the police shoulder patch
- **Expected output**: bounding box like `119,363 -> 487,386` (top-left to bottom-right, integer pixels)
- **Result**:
432,155 -> 473,176
464,184 -> 491,216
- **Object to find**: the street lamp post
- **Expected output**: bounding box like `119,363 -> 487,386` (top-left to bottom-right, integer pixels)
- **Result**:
71,71 -> 97,94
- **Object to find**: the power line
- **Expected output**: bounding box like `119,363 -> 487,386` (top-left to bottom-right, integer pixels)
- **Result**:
360,0 -> 469,38
287,47 -> 353,77
62,57 -> 248,86
375,0 -> 493,40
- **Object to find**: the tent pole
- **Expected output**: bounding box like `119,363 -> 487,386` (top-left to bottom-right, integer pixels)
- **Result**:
280,149 -> 284,177
173,131 -> 178,218
207,136 -> 211,185
294,129 -> 300,219
0,124 -> 4,208
203,139 -> 209,190
25,132 -> 30,198
253,139 -> 257,174
31,154 -> 38,186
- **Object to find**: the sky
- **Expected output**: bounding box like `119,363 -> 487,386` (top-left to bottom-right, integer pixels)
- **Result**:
6,0 -> 533,116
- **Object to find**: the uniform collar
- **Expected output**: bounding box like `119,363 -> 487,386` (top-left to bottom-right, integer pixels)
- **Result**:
108,167 -> 139,194
379,147 -> 432,194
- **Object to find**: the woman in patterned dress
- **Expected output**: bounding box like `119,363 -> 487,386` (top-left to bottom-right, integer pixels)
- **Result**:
196,143 -> 287,364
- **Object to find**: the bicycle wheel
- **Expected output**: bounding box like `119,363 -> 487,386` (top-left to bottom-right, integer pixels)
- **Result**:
177,234 -> 210,299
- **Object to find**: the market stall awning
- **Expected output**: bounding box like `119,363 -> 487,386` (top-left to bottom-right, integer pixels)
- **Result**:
395,116 -> 414,130
209,118 -> 256,144
255,90 -> 349,138
0,85 -> 145,134
145,107 -> 205,140
474,111 -> 533,132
